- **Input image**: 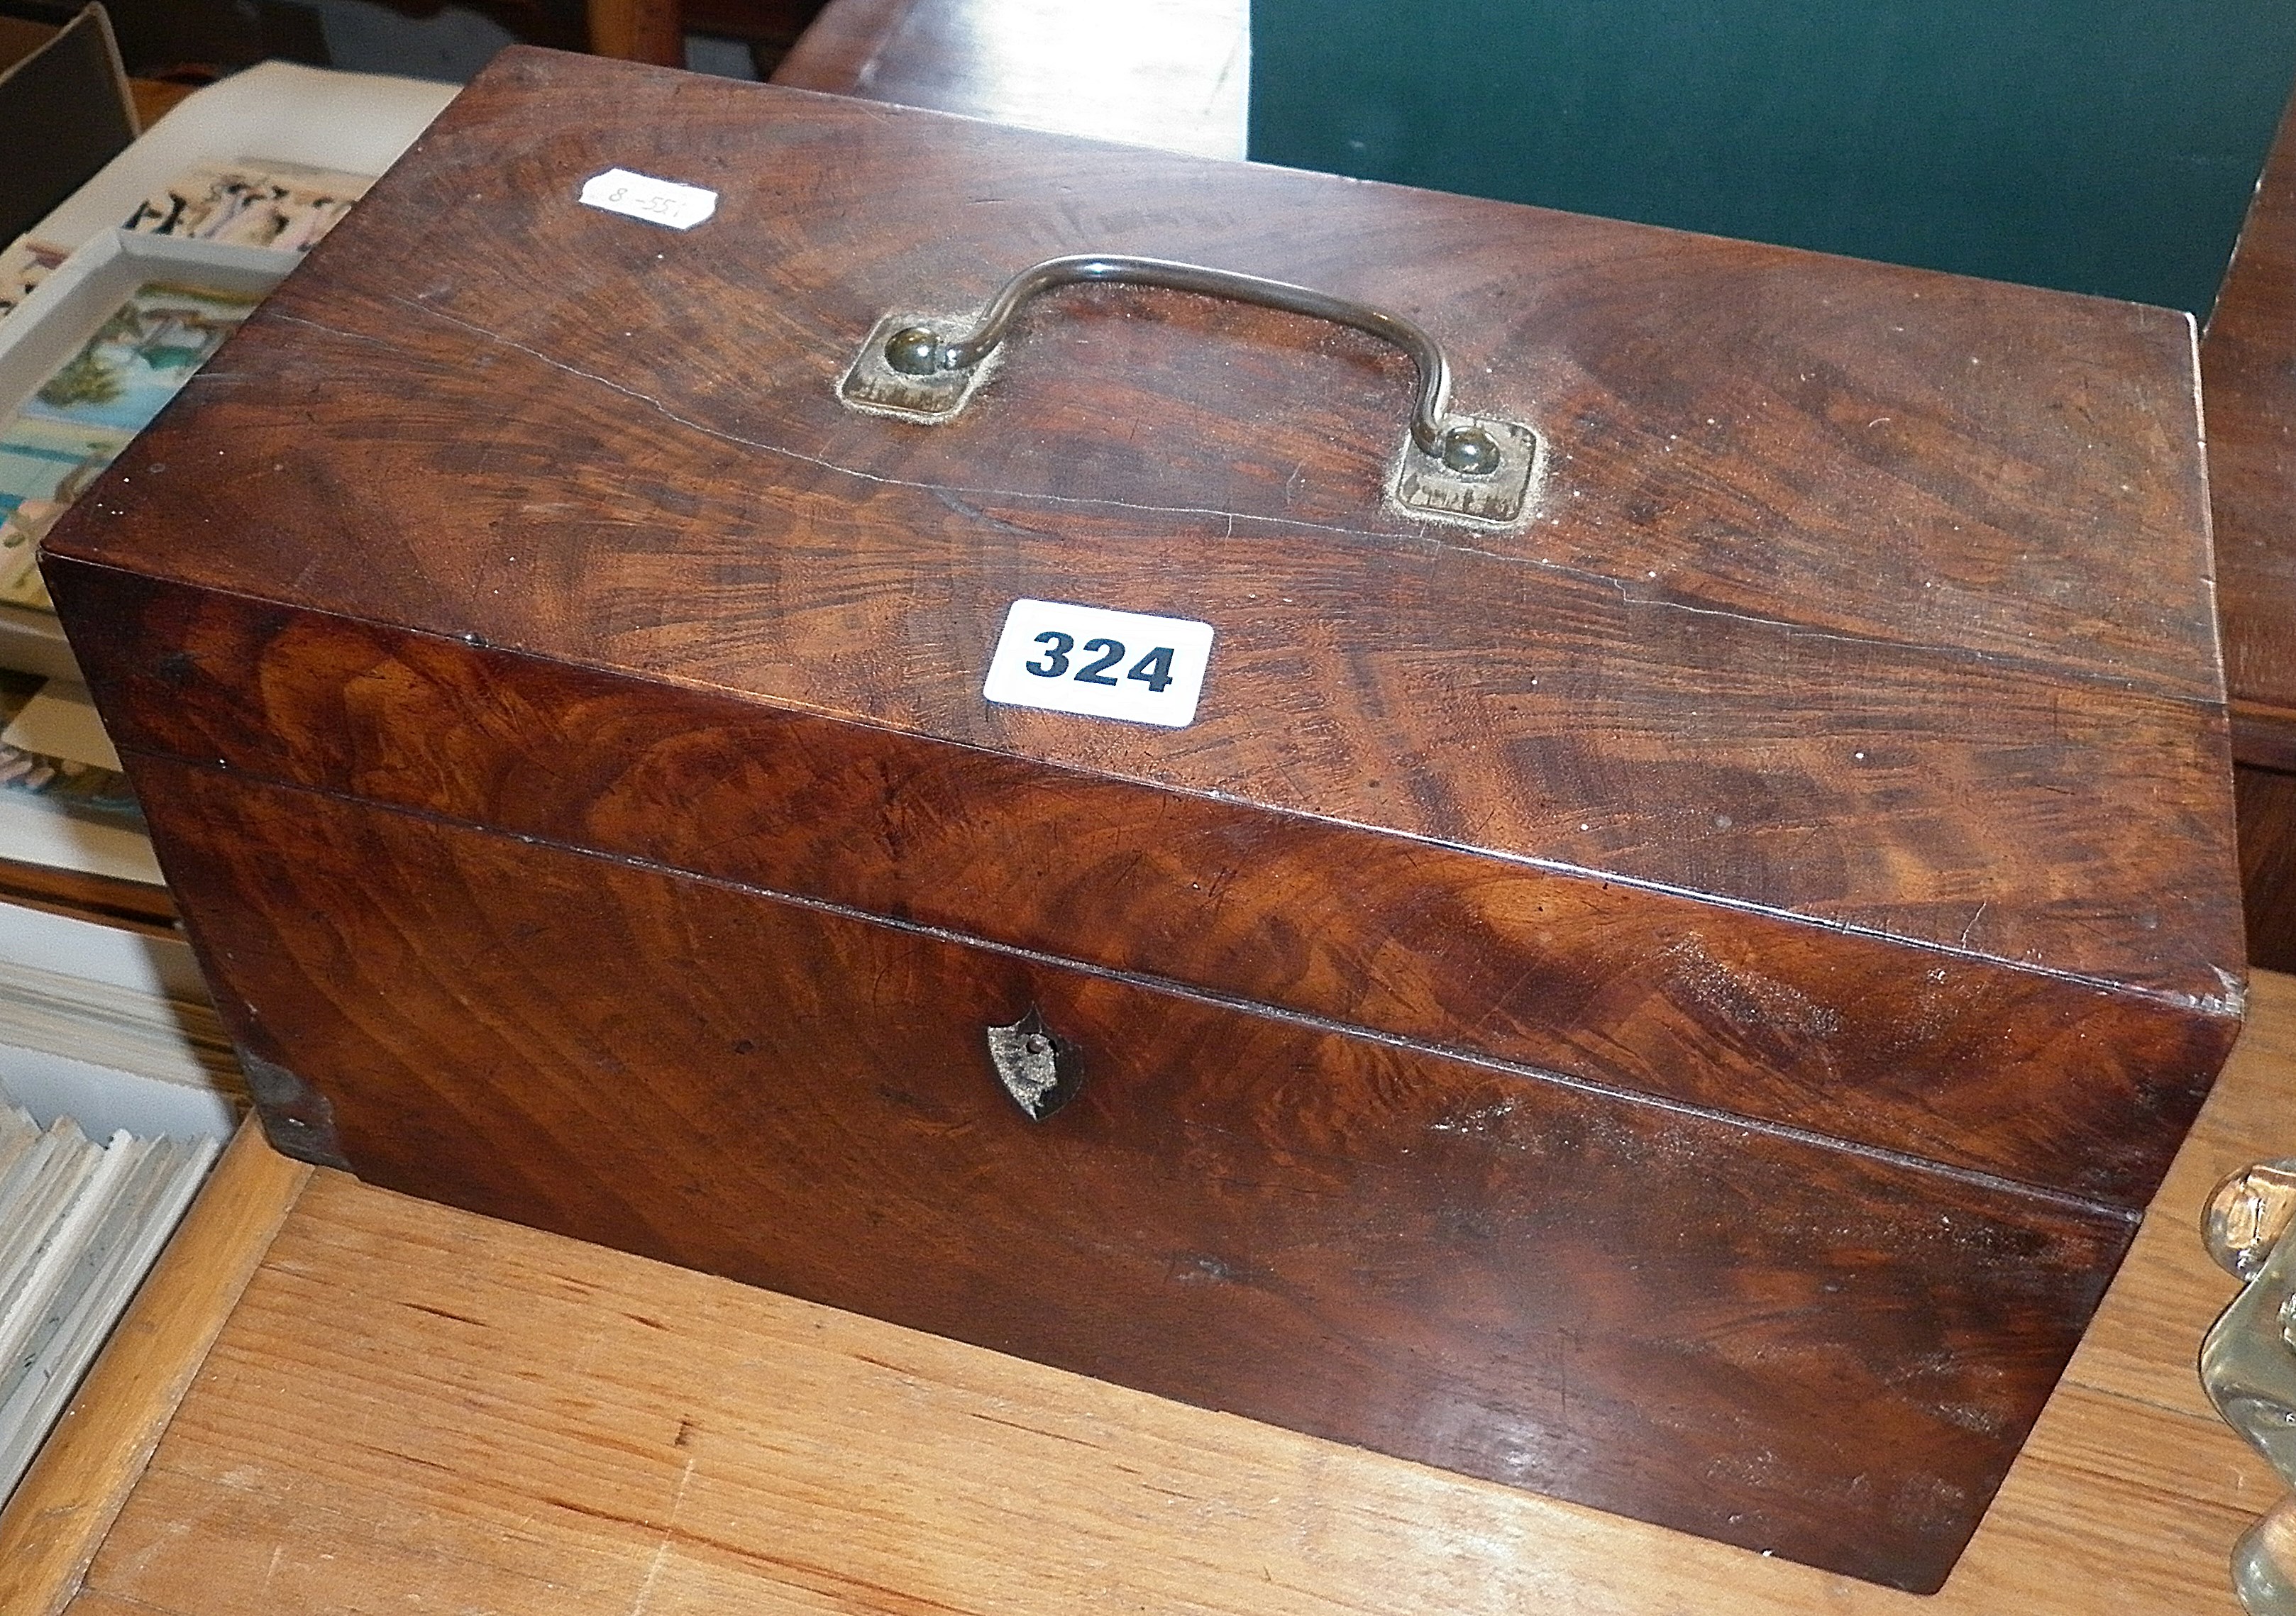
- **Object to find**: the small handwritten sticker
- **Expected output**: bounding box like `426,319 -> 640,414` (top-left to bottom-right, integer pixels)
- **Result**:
579,168 -> 717,231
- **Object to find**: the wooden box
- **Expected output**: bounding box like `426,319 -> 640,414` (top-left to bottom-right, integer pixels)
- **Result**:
2198,85 -> 2296,968
41,48 -> 2242,1592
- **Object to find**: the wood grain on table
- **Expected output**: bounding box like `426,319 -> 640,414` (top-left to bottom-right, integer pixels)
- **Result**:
50,975 -> 2296,1615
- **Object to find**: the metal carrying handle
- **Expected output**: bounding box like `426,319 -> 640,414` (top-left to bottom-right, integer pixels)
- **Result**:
837,252 -> 1543,528
879,254 -> 1504,477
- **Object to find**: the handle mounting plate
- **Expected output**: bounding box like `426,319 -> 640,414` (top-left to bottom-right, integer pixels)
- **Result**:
838,314 -> 992,422
1394,417 -> 1542,526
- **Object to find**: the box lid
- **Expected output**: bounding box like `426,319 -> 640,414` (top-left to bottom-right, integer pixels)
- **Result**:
44,48 -> 2243,1209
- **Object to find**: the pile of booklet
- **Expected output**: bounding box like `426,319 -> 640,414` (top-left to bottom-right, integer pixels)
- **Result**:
0,1097 -> 216,1502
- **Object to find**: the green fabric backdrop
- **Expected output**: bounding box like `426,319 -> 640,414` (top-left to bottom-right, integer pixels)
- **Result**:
1247,0 -> 2296,313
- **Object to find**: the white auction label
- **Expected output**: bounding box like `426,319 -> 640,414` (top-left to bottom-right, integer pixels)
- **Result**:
578,167 -> 718,230
983,599 -> 1215,728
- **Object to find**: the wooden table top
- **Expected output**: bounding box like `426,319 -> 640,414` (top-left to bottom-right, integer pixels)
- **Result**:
5,974 -> 2289,1613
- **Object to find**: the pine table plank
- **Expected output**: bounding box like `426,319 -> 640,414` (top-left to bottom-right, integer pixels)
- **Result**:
60,975 -> 2296,1615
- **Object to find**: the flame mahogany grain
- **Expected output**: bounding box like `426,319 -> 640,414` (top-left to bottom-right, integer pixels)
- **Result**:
49,568 -> 2237,1205
129,751 -> 2129,1593
43,48 -> 2240,1593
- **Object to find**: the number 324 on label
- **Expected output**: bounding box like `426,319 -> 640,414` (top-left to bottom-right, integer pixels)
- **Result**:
983,599 -> 1215,728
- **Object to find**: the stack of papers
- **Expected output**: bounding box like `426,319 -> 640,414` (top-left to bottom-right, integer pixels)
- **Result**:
0,1097 -> 216,1503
